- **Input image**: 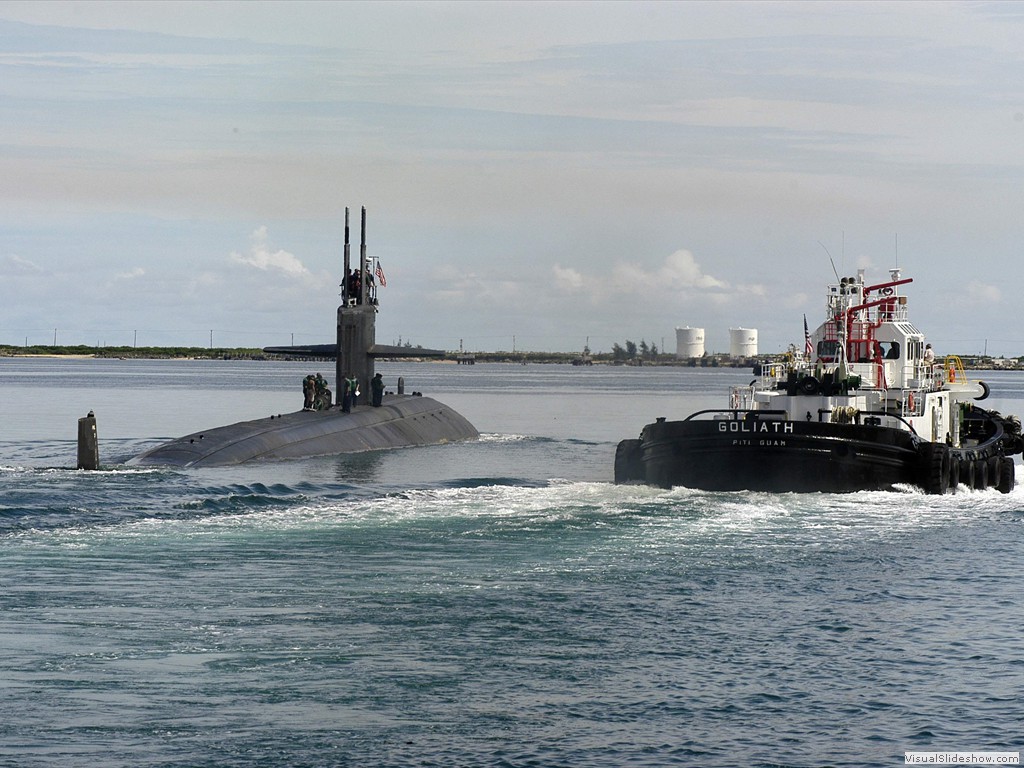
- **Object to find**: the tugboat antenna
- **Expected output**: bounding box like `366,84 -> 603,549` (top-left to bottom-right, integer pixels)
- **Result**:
818,241 -> 841,282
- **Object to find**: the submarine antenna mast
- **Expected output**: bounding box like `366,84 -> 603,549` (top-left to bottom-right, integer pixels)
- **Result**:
360,206 -> 368,306
336,207 -> 352,394
343,207 -> 351,302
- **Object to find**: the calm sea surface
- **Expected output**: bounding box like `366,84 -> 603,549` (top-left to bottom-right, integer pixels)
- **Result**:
1,358 -> 1022,767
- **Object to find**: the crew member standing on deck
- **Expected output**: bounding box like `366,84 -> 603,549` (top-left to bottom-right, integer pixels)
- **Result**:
371,372 -> 384,407
302,374 -> 314,410
341,378 -> 352,413
347,377 -> 360,407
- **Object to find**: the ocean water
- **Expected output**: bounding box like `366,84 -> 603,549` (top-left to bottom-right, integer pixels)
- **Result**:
1,358 -> 1022,767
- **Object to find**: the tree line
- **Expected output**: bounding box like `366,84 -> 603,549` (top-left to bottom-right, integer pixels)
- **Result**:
610,340 -> 661,362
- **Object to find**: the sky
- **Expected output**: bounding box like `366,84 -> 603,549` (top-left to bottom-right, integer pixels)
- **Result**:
1,0 -> 1023,356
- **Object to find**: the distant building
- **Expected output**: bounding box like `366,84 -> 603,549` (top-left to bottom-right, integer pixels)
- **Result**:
729,327 -> 757,358
675,327 -> 705,359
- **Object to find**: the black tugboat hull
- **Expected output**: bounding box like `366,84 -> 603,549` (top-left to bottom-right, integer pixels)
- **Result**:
617,409 -> 1020,494
617,419 -> 923,493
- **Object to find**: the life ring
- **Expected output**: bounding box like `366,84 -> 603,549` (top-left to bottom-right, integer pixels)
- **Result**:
908,391 -> 916,411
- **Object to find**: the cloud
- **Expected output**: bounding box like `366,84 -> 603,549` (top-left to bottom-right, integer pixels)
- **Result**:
552,265 -> 585,291
429,262 -> 527,308
650,249 -> 728,291
965,280 -> 1001,304
230,226 -> 311,279
553,248 -> 763,303
2,254 -> 45,275
115,267 -> 145,280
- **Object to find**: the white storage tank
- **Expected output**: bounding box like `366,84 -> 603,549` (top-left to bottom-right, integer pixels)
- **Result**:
729,327 -> 758,357
675,327 -> 705,358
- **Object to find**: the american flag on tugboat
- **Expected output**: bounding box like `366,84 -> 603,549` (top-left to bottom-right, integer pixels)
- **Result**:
375,260 -> 387,287
804,314 -> 813,357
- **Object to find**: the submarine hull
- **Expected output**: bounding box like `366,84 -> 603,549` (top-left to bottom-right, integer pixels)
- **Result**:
128,394 -> 478,468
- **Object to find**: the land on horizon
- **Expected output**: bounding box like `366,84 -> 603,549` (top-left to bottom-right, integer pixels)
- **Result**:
2,344 -> 1022,370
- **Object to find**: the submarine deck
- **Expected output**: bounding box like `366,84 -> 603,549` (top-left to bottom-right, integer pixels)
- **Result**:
128,394 -> 479,468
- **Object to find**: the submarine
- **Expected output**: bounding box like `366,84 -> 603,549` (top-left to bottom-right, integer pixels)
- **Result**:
129,207 -> 478,468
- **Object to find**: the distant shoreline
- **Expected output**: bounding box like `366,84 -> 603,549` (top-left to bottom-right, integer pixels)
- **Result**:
9,354 -> 97,359
1,348 -> 1021,370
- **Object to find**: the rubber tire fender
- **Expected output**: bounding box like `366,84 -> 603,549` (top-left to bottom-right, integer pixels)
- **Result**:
948,456 -> 960,492
996,457 -> 1015,494
963,459 -> 976,490
974,458 -> 989,490
917,443 -> 950,495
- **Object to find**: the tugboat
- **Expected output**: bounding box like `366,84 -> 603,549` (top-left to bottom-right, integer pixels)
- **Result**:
615,268 -> 1023,494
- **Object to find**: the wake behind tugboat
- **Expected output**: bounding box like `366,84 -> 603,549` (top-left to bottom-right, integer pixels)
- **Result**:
616,267 -> 1023,494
